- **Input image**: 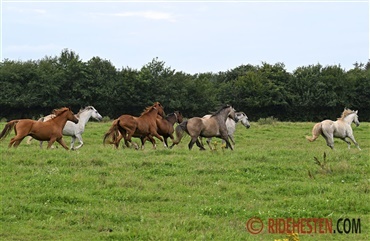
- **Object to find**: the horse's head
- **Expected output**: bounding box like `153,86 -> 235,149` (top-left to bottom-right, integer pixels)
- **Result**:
153,102 -> 165,117
341,108 -> 360,127
174,111 -> 184,123
353,110 -> 360,127
89,106 -> 103,121
236,112 -> 251,129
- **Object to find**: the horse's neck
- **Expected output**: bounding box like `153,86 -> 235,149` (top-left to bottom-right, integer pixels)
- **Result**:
144,108 -> 158,119
52,113 -> 69,128
165,114 -> 177,124
342,113 -> 355,125
77,111 -> 92,127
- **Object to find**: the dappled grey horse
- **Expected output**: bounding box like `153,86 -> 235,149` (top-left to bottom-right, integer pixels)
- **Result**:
202,111 -> 250,149
171,105 -> 237,150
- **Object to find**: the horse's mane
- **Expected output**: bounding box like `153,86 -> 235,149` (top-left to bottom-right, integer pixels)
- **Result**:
211,105 -> 231,117
338,108 -> 355,120
141,105 -> 155,115
141,102 -> 161,115
52,107 -> 69,117
76,106 -> 94,118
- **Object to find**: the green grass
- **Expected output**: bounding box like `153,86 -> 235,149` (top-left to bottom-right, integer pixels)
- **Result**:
1,121 -> 369,241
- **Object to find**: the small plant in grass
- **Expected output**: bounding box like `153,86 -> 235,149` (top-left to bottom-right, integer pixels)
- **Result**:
308,152 -> 332,179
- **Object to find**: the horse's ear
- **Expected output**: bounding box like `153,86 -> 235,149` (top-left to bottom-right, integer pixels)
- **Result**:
355,110 -> 358,114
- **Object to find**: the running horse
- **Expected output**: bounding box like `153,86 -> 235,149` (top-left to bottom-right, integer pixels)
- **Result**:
202,111 -> 250,149
103,102 -> 165,149
0,107 -> 78,149
172,105 -> 237,150
27,106 -> 102,150
306,108 -> 361,150
142,111 -> 183,148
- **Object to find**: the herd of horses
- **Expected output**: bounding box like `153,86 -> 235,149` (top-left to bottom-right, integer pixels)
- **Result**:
0,102 -> 362,151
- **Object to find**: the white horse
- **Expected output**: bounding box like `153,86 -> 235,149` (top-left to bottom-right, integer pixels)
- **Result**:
202,111 -> 250,149
306,108 -> 361,150
27,106 -> 102,150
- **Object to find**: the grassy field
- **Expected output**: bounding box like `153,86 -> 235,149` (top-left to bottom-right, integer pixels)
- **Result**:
0,121 -> 369,241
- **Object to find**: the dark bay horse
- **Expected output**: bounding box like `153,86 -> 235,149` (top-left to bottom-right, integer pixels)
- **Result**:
0,107 -> 78,149
142,111 -> 183,148
172,105 -> 237,150
103,102 -> 165,149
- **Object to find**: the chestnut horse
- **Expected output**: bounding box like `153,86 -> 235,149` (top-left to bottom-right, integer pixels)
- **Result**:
142,111 -> 183,148
0,107 -> 78,149
103,102 -> 165,149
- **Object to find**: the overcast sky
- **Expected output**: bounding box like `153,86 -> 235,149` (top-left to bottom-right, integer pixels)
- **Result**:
1,0 -> 369,74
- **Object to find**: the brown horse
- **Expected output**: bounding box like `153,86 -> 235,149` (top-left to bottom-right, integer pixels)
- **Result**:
0,107 -> 78,149
103,102 -> 165,149
142,111 -> 183,148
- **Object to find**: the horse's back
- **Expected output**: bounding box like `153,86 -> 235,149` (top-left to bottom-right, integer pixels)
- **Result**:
188,117 -> 219,137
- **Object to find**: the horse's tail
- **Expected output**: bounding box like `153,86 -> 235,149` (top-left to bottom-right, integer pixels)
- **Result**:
103,119 -> 120,146
0,120 -> 19,141
170,121 -> 188,148
306,122 -> 322,142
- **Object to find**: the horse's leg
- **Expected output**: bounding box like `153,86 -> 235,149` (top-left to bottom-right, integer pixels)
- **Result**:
70,136 -> 76,150
196,139 -> 206,150
163,135 -> 169,148
229,134 -> 235,145
47,138 -> 57,149
73,134 -> 84,150
125,131 -> 138,149
188,136 -> 199,150
346,135 -> 361,150
170,125 -> 184,148
39,141 -> 44,149
56,138 -> 69,150
115,133 -> 123,149
26,136 -> 33,144
206,137 -> 213,150
221,135 -> 234,150
11,137 -> 25,148
9,135 -> 26,148
323,134 -> 335,150
146,135 -> 157,149
340,137 -> 352,149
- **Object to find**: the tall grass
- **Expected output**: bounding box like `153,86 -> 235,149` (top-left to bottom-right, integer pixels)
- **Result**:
0,121 -> 369,240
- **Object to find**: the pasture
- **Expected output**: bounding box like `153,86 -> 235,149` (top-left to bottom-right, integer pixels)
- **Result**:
1,121 -> 369,241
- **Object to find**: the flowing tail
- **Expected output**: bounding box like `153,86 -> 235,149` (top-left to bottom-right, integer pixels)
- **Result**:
306,122 -> 322,142
103,119 -> 120,147
0,120 -> 19,141
170,120 -> 188,148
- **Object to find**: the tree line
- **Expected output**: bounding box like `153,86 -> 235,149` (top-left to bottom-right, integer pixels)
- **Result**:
1,49 -> 369,121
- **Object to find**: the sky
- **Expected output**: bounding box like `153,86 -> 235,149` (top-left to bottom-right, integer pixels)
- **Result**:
1,0 -> 369,74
